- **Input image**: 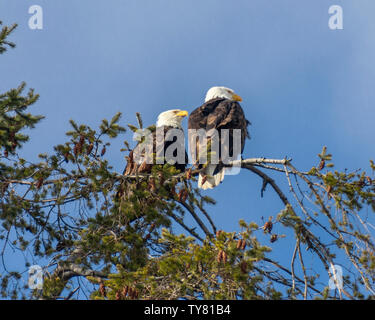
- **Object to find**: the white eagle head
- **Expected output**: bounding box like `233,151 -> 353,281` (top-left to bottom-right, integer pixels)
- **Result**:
156,109 -> 188,128
205,86 -> 243,103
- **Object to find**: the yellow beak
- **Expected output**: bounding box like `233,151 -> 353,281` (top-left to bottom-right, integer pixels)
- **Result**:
176,110 -> 189,117
232,94 -> 243,102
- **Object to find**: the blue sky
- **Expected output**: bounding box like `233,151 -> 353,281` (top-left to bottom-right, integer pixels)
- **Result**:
1,0 -> 375,296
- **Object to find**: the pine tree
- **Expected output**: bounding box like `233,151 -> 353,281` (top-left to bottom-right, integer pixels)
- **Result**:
1,21 -> 375,300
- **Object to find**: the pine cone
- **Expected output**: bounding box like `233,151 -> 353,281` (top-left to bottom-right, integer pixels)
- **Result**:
99,283 -> 106,297
79,135 -> 85,146
222,251 -> 227,264
240,261 -> 248,274
101,146 -> 106,156
318,159 -> 325,171
73,142 -> 81,156
217,250 -> 223,263
236,239 -> 242,249
263,221 -> 273,234
86,143 -> 94,155
178,189 -> 188,202
240,239 -> 246,250
35,177 -> 44,189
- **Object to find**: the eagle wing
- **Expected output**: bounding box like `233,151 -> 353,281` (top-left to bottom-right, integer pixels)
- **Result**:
188,98 -> 250,167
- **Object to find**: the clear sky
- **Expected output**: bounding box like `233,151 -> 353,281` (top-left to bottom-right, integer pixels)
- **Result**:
1,0 -> 375,295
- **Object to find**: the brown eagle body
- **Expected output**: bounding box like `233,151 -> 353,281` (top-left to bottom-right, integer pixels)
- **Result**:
124,125 -> 188,175
188,97 -> 250,189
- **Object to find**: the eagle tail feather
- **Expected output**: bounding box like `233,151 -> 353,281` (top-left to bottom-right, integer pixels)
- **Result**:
198,164 -> 225,189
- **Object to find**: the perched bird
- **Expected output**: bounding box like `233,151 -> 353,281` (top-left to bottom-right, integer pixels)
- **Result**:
123,109 -> 189,175
188,86 -> 250,189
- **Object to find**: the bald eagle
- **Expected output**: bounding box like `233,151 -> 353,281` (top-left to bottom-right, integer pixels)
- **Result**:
124,109 -> 189,175
188,86 -> 250,189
